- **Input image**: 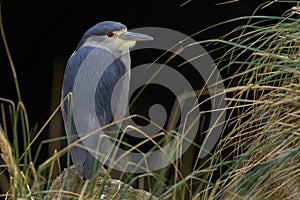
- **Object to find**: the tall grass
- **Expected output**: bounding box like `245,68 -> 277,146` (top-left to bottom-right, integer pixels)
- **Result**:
209,2 -> 300,199
0,1 -> 300,200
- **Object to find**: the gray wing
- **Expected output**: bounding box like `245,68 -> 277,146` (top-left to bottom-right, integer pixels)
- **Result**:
61,46 -> 127,179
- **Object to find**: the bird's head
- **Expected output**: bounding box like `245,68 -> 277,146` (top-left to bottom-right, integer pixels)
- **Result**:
78,21 -> 153,53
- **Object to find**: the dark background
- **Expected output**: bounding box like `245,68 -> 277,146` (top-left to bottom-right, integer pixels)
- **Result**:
0,0 -> 294,175
1,0 -> 292,127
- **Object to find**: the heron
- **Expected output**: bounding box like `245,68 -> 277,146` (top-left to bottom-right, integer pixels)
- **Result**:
61,21 -> 153,179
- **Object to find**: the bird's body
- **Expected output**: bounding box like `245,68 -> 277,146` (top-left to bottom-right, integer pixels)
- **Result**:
61,21 -> 152,179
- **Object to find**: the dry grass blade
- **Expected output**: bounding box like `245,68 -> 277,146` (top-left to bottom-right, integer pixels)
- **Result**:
0,128 -> 23,198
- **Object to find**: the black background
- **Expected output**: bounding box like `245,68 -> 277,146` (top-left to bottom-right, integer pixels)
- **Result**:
0,0 -> 290,124
0,0 -> 294,163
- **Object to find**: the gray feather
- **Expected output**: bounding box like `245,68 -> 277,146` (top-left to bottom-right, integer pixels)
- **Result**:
61,45 -> 128,179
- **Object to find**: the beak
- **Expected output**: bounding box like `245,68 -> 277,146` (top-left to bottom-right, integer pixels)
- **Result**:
120,31 -> 153,41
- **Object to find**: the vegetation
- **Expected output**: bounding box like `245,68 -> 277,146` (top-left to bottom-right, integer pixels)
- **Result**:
0,1 -> 299,199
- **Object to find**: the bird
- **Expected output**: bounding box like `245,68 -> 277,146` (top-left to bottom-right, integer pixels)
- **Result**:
61,21 -> 153,179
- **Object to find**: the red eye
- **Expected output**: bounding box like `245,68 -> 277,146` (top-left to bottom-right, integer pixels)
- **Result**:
106,32 -> 114,38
